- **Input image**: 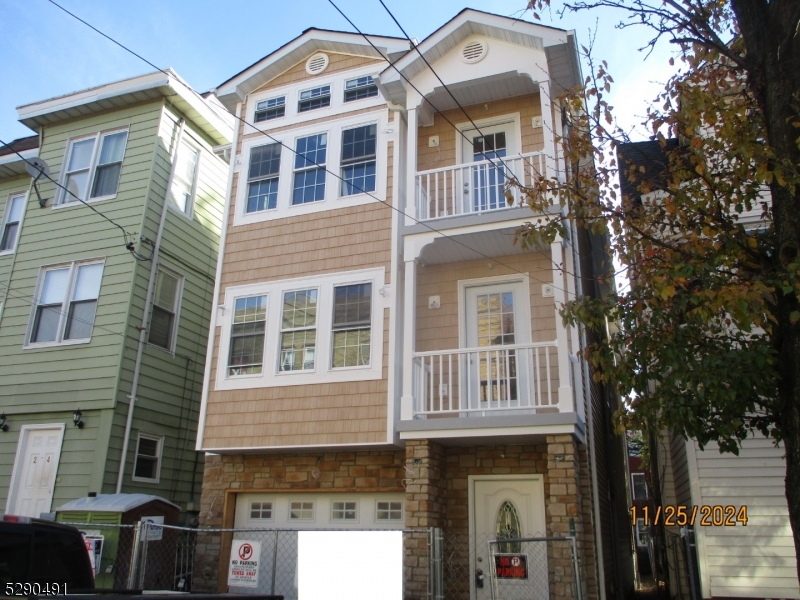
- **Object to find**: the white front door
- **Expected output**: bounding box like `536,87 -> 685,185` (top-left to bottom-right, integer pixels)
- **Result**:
7,425 -> 65,517
464,281 -> 530,410
471,476 -> 547,600
460,121 -> 517,213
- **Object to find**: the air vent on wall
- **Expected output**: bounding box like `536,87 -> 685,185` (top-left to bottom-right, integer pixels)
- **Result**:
306,53 -> 330,75
461,40 -> 488,64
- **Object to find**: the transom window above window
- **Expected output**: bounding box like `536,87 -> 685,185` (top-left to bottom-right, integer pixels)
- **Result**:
255,96 -> 286,122
247,143 -> 282,213
29,261 -> 104,345
169,140 -> 199,215
332,283 -> 371,368
228,295 -> 267,376
331,501 -> 357,520
148,269 -> 182,351
0,193 -> 25,253
341,124 -> 376,196
293,134 -> 326,205
298,85 -> 331,112
290,501 -> 314,520
344,76 -> 378,102
250,501 -> 273,519
133,433 -> 162,482
61,130 -> 128,204
280,289 -> 318,371
376,501 -> 403,521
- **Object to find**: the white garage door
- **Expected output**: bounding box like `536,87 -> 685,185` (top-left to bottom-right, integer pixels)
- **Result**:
234,492 -> 406,529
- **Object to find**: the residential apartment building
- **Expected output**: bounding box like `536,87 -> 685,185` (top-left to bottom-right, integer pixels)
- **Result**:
618,139 -> 800,599
0,70 -> 232,520
197,10 -> 633,599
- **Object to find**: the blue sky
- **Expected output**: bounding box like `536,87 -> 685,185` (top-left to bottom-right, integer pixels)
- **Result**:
0,0 -> 675,143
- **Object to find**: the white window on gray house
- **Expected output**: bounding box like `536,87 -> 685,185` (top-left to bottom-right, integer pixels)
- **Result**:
148,269 -> 182,350
331,283 -> 371,368
255,96 -> 285,122
298,85 -> 330,112
631,473 -> 648,501
340,125 -> 376,196
133,433 -> 163,482
289,501 -> 314,520
169,140 -> 199,214
376,501 -> 403,521
61,130 -> 128,203
228,295 -> 267,376
29,261 -> 104,345
0,193 -> 25,253
331,501 -> 357,520
247,143 -> 281,213
344,76 -> 378,102
280,289 -> 317,371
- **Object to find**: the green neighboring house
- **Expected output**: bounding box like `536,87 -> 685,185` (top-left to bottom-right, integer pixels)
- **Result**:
0,70 -> 232,520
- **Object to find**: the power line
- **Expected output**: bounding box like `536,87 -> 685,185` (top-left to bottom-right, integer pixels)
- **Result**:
43,0 -> 581,296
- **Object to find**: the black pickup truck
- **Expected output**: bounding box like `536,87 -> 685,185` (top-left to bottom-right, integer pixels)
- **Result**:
0,515 -> 281,599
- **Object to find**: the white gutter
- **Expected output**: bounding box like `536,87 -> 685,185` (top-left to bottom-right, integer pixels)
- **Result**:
116,116 -> 185,493
195,101 -> 242,451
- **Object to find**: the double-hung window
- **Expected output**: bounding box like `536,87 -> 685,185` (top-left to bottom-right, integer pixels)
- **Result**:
247,143 -> 282,213
228,295 -> 267,376
331,283 -> 372,368
340,125 -> 376,196
61,130 -> 128,204
29,261 -> 104,345
255,96 -> 286,122
132,433 -> 163,483
148,269 -> 182,351
631,473 -> 648,501
344,76 -> 378,102
292,134 -> 326,205
280,289 -> 317,371
169,140 -> 199,214
298,85 -> 330,112
0,193 -> 25,253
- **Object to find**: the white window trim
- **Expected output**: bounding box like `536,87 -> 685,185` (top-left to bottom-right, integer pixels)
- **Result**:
631,472 -> 648,501
254,95 -> 287,124
55,128 -> 130,208
330,499 -> 359,522
148,266 -> 184,354
167,136 -> 201,220
234,112 -> 388,227
0,191 -> 27,256
243,64 -> 384,137
454,112 -> 523,165
131,432 -> 164,484
297,83 -> 333,113
249,501 -> 274,521
24,259 -> 106,349
289,500 -> 316,522
376,499 -> 404,522
216,267 -> 387,391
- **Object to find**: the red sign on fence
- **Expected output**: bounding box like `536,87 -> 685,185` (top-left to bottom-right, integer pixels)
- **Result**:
494,554 -> 528,579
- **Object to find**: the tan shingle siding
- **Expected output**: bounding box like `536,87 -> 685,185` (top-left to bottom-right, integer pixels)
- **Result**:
253,53 -> 385,95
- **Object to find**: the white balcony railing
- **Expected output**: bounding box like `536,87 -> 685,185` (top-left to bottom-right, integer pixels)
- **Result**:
415,152 -> 546,221
412,342 -> 560,417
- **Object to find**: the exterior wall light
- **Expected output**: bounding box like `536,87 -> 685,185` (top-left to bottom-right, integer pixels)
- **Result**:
0,413 -> 7,432
73,409 -> 84,429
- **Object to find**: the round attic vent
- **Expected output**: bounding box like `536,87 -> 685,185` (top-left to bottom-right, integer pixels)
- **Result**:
461,39 -> 488,64
306,53 -> 330,75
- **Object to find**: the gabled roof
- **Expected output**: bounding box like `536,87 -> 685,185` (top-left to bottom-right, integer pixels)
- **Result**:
0,135 -> 39,179
377,8 -> 581,103
214,28 -> 410,111
17,69 -> 233,146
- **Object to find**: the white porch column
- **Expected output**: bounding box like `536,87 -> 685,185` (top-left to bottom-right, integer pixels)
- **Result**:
539,81 -> 556,178
551,239 -> 574,413
405,107 -> 418,225
400,257 -> 418,420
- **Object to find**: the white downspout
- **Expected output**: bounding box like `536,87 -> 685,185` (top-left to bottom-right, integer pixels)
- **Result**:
116,115 -> 185,493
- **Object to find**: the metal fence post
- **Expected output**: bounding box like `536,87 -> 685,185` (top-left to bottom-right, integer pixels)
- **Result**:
428,527 -> 443,600
137,522 -> 150,589
570,535 -> 583,600
270,530 -> 280,596
127,521 -> 142,590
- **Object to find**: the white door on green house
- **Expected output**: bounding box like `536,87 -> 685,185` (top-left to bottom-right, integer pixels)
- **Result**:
470,475 -> 547,600
460,121 -> 517,213
464,280 -> 530,412
6,425 -> 65,517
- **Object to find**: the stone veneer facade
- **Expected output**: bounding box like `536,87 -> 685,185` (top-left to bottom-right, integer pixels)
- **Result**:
195,436 -> 599,600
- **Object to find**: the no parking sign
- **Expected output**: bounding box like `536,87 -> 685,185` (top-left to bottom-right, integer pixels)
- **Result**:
229,540 -> 261,587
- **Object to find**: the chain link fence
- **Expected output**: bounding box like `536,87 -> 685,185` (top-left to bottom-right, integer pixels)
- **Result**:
433,531 -> 581,600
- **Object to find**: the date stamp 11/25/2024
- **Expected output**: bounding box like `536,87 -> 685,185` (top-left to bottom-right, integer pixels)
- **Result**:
630,505 -> 749,527
5,584 -> 66,596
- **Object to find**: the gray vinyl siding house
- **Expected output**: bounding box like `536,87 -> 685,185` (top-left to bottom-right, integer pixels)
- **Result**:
0,70 -> 232,519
